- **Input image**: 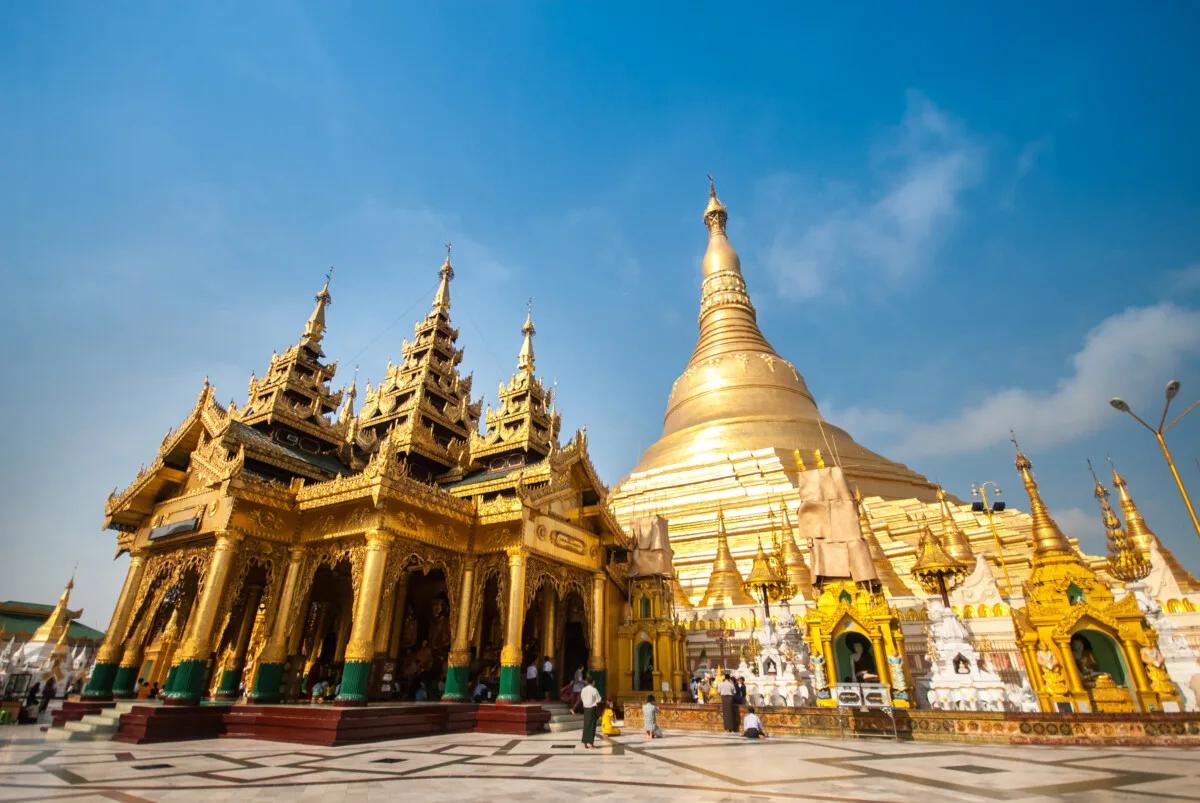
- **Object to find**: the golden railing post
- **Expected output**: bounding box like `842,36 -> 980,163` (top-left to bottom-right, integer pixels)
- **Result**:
497,547 -> 527,702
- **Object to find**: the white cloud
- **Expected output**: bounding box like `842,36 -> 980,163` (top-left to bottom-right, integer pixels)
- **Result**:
1001,135 -> 1052,209
1166,263 -> 1200,295
765,91 -> 984,299
1054,506 -> 1107,547
823,303 -> 1200,458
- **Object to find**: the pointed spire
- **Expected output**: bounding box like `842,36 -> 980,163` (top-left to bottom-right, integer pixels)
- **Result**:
1092,461 -> 1151,582
853,487 -> 911,596
699,509 -> 756,607
1110,460 -> 1200,591
339,366 -> 358,425
778,504 -> 814,600
704,173 -> 728,232
744,539 -> 776,590
935,486 -> 974,563
31,574 -> 75,643
432,242 -> 454,313
517,299 -> 535,372
302,269 -> 333,347
1012,436 -> 1076,560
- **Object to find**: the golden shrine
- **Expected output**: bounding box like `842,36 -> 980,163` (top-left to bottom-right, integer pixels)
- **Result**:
85,251 -> 632,708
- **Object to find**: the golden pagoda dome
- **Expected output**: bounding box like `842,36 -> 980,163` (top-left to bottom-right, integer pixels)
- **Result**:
621,182 -> 936,500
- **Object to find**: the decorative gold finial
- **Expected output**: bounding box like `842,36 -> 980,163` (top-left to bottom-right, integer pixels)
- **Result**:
432,244 -> 454,312
813,448 -> 826,469
517,299 -> 536,372
1012,437 -> 1075,560
911,522 -> 968,606
302,270 -> 333,346
1092,459 -> 1150,582
793,448 -> 807,472
703,173 -> 728,231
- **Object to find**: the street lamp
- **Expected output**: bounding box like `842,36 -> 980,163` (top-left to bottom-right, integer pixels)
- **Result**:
1110,379 -> 1200,539
970,481 -> 1015,598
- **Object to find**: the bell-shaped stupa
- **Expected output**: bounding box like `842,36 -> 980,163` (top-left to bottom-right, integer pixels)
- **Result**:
610,182 -> 936,605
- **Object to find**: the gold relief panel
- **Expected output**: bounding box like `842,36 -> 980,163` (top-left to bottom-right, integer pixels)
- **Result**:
231,505 -> 296,542
524,517 -> 600,571
473,525 -> 521,555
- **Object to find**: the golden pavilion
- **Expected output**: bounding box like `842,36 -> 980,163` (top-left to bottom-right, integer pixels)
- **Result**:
85,251 -> 635,706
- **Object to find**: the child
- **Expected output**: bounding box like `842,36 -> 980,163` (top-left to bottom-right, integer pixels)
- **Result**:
642,694 -> 663,739
600,700 -> 621,737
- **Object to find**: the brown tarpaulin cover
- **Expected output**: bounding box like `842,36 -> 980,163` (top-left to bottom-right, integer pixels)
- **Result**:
798,467 -> 879,584
628,515 -> 674,578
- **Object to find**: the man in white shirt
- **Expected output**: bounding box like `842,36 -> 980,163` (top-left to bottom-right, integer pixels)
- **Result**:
718,674 -> 738,732
579,676 -> 602,749
742,706 -> 767,739
525,661 -> 539,701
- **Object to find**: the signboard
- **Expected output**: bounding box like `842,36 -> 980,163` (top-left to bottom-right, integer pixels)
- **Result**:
705,629 -> 735,638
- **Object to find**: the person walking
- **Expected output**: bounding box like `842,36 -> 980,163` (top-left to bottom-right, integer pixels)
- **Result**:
735,676 -> 747,705
525,660 -> 539,700
742,706 -> 767,739
718,674 -> 738,733
39,677 -> 57,716
540,656 -> 555,701
579,674 -> 602,749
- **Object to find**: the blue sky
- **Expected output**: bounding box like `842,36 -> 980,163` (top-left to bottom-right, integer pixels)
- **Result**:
3,3 -> 1199,628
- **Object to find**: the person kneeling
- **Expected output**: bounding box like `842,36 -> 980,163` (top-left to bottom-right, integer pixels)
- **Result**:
742,706 -> 767,739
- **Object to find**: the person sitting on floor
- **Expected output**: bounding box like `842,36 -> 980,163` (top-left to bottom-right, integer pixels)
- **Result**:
743,706 -> 767,739
600,700 -> 621,737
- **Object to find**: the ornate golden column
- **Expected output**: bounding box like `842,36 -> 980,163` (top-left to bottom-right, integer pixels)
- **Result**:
387,572 -> 410,657
250,546 -> 305,702
590,572 -> 607,696
1058,639 -> 1087,708
443,556 -> 478,701
497,547 -> 526,702
337,529 -> 393,704
540,585 -> 557,664
85,549 -> 148,700
215,584 -> 262,700
1118,638 -> 1154,711
164,531 -> 243,704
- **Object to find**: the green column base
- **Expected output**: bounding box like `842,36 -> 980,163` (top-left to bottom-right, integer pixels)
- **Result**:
590,669 -> 606,699
162,658 -> 208,704
335,660 -> 371,705
250,662 -> 284,703
213,666 -> 243,700
497,665 -> 522,703
442,665 -> 469,701
83,662 -> 119,700
163,664 -> 181,695
112,665 -> 140,698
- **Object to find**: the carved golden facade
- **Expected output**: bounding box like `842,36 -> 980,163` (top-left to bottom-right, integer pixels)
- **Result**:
86,258 -> 632,707
1009,447 -> 1179,713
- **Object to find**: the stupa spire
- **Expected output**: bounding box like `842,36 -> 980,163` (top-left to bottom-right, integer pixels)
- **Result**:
301,269 -> 333,349
778,503 -> 814,600
432,242 -> 454,313
31,574 -> 77,643
698,510 -> 756,607
1012,437 -> 1076,560
936,485 -> 974,563
1110,460 -> 1200,591
517,299 -> 535,372
853,487 -> 910,596
1091,461 -> 1150,582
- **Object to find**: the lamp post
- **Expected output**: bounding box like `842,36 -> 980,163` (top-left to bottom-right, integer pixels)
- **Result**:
970,481 -> 1015,598
1110,379 -> 1200,539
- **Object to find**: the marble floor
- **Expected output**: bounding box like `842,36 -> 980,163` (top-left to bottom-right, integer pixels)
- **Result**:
2,724 -> 1198,802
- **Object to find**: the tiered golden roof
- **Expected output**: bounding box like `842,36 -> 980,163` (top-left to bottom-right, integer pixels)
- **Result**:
1111,463 -> 1200,592
468,303 -> 561,469
235,276 -> 346,453
356,249 -> 482,479
698,511 -> 756,608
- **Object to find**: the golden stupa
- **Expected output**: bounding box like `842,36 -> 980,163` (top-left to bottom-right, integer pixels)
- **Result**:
610,182 -> 936,600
